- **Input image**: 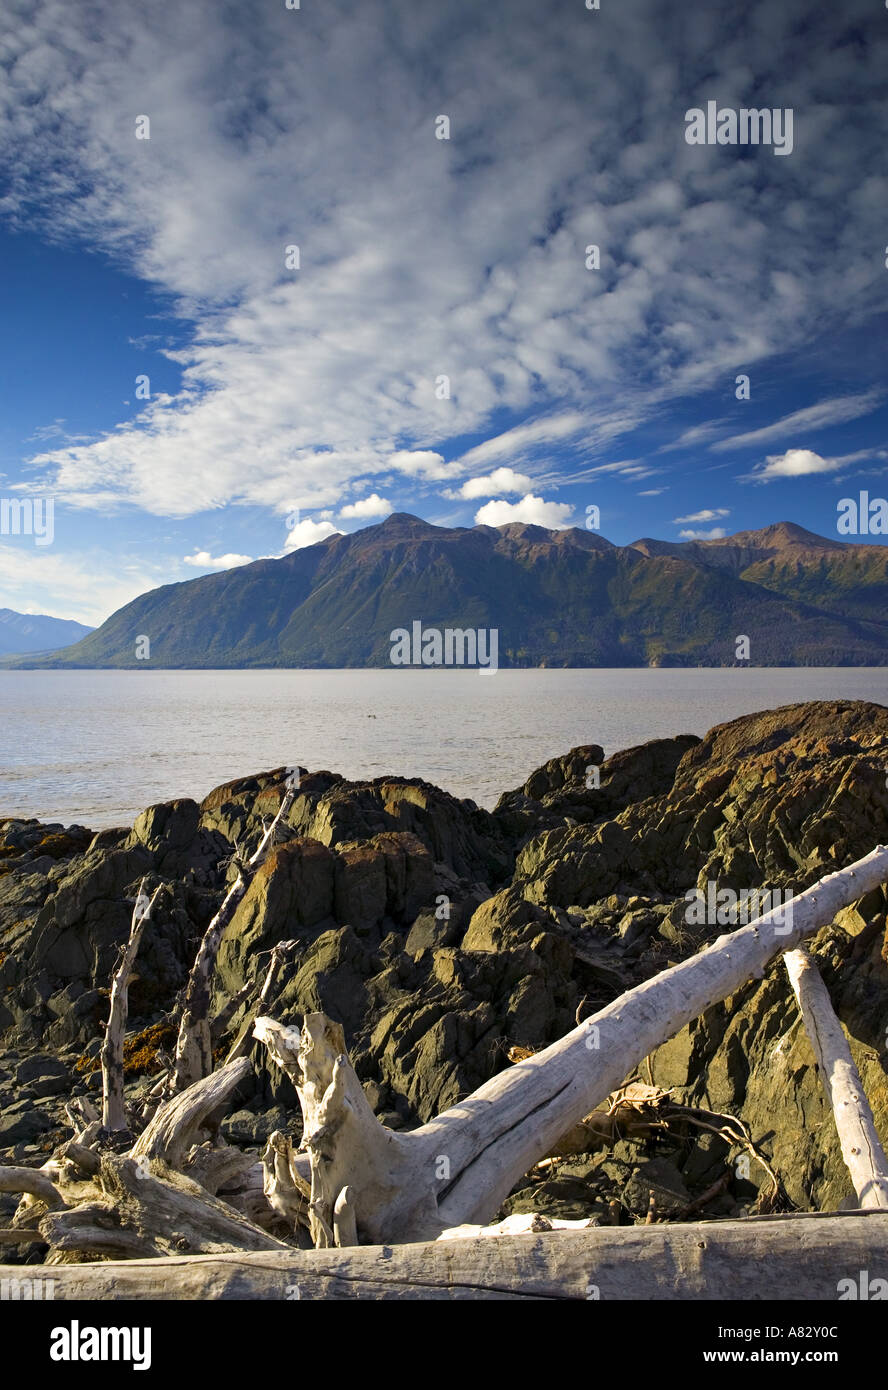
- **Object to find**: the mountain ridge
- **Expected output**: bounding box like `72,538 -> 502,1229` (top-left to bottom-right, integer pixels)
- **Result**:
0,608 -> 94,656
9,517 -> 888,669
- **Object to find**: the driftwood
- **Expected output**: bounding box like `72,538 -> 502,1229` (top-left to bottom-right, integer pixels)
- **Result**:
0,1166 -> 65,1209
784,945 -> 888,1209
132,1056 -> 252,1167
101,880 -> 162,1133
4,1213 -> 886,1299
0,1053 -> 287,1263
3,844 -> 886,1270
254,845 -> 888,1244
39,1156 -> 291,1263
168,785 -> 297,1094
225,939 -> 299,1064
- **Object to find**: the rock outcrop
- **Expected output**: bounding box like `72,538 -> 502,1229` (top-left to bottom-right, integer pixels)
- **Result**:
2,699 -> 887,1237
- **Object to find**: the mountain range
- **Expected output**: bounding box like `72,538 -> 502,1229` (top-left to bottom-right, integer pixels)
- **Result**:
9,516 -> 888,669
0,608 -> 93,656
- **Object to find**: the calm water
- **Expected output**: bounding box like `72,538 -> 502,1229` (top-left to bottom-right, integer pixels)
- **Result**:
1,668 -> 887,829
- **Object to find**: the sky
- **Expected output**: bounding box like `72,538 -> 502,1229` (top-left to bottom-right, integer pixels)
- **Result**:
0,0 -> 886,625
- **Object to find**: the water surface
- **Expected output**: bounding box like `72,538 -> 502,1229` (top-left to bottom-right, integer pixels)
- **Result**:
1,668 -> 886,828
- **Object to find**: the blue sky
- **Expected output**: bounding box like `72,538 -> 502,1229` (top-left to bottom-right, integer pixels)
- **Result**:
0,0 -> 886,624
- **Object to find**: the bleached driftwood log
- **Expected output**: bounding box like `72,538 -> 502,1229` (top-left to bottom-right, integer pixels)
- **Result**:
6,1213 -> 887,1300
784,945 -> 888,1210
168,785 -> 297,1095
101,880 -> 162,1133
255,845 -> 888,1244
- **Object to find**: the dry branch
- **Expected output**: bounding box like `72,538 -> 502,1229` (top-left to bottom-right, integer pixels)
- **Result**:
0,1166 -> 65,1209
784,945 -> 888,1209
101,880 -> 162,1133
168,785 -> 297,1094
131,1056 -> 252,1168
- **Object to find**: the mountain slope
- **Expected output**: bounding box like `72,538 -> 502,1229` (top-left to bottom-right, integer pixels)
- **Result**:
629,523 -> 888,623
14,516 -> 888,669
0,609 -> 93,655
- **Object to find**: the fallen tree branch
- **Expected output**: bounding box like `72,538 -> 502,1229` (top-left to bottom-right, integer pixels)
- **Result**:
0,1166 -> 65,1209
784,944 -> 888,1209
131,1056 -> 252,1169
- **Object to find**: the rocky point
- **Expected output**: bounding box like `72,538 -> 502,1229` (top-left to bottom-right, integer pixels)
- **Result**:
1,699 -> 887,1253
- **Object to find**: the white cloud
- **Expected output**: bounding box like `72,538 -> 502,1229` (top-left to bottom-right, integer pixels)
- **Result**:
387,451 -> 461,482
658,421 -> 727,453
679,527 -> 727,540
638,487 -> 667,495
1,0 -> 885,536
749,448 -> 880,482
339,493 -> 392,519
0,544 -> 166,627
474,494 -> 574,529
183,550 -> 253,569
454,468 -> 533,500
673,508 -> 730,524
456,413 -> 589,472
283,518 -> 343,551
711,390 -> 886,453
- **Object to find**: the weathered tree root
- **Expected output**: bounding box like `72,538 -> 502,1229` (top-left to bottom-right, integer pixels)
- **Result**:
39,1156 -> 291,1263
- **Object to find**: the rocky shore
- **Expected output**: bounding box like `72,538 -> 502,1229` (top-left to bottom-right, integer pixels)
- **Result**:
2,699 -> 887,1255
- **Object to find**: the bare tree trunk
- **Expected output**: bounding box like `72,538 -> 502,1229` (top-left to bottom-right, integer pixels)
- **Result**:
101,880 -> 162,1133
255,845 -> 888,1244
224,939 -> 299,1064
168,786 -> 296,1095
784,945 -> 888,1209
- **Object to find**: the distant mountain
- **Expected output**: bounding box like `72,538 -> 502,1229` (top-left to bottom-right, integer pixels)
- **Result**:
0,608 -> 94,656
12,515 -> 888,668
